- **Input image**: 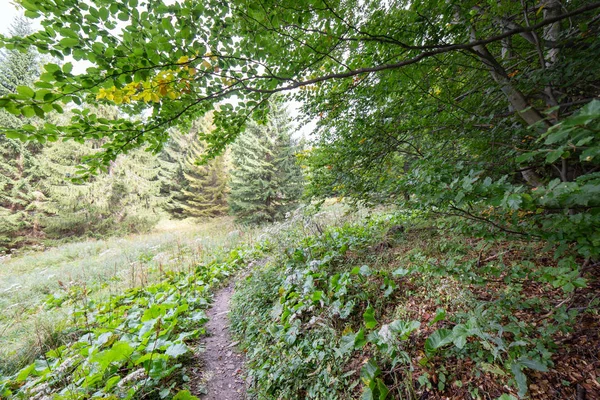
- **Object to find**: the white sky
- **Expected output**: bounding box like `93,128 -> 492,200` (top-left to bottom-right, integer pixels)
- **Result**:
0,1 -> 22,34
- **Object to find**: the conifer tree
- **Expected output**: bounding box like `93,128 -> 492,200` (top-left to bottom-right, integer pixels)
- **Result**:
39,106 -> 164,237
160,114 -> 229,219
229,100 -> 303,224
0,17 -> 43,251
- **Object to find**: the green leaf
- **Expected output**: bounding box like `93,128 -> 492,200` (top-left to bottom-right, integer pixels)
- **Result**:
165,343 -> 189,358
363,305 -> 377,329
546,149 -> 564,164
360,359 -> 381,382
99,7 -> 109,20
361,387 -> 374,400
496,395 -> 518,400
376,378 -> 390,400
545,129 -> 569,145
5,131 -> 27,140
392,267 -> 409,277
429,308 -> 446,325
338,333 -> 356,355
63,62 -> 73,74
59,38 -> 80,48
33,105 -> 45,118
516,152 -> 536,163
424,328 -> 452,355
354,328 -> 367,349
518,357 -> 548,372
15,364 -> 35,382
506,194 -> 522,210
389,319 -> 420,340
510,363 -> 528,398
91,341 -> 134,369
17,86 -> 35,98
142,304 -> 167,321
22,106 -> 36,118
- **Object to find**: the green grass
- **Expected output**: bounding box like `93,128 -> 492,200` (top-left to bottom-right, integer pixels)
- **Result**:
0,217 -> 242,374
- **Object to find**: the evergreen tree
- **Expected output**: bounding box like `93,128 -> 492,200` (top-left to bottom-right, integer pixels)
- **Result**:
229,100 -> 303,224
0,17 -> 43,251
39,106 -> 164,237
160,114 -> 229,219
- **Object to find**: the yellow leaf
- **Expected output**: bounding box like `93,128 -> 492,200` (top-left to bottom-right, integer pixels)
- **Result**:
177,55 -> 189,64
536,4 -> 545,15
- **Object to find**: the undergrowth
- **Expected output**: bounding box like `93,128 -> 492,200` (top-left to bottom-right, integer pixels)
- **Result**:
230,211 -> 599,399
0,247 -> 256,399
0,217 -> 239,373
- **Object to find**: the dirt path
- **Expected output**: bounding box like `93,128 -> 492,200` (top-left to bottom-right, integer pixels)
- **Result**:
194,284 -> 246,399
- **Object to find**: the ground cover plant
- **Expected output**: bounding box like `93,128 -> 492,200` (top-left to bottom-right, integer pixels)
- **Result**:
230,210 -> 599,399
0,217 -> 240,374
0,245 -> 254,399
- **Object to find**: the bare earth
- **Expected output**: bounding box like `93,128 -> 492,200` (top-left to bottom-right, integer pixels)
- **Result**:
192,284 -> 246,400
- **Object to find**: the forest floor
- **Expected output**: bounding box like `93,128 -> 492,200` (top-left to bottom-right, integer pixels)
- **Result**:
6,204 -> 594,399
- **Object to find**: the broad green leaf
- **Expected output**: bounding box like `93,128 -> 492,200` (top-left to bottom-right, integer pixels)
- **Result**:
16,86 -> 35,98
510,363 -> 528,398
360,359 -> 381,382
517,357 -> 548,372
363,305 -> 377,329
59,38 -> 80,48
165,343 -> 189,358
63,62 -> 73,74
424,328 -> 452,355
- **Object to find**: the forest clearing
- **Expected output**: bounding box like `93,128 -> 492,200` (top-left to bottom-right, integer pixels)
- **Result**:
0,0 -> 599,399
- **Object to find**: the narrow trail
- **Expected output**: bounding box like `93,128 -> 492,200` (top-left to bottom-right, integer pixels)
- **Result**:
194,284 -> 246,400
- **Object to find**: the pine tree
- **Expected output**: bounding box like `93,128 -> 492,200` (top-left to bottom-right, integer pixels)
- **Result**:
229,100 -> 303,224
160,114 -> 229,219
0,17 -> 43,251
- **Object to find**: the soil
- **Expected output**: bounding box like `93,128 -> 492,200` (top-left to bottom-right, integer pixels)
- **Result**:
191,284 -> 246,400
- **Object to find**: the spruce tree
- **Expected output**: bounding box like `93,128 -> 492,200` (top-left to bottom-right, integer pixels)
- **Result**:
160,114 -> 229,219
0,17 -> 43,251
229,100 -> 303,224
39,106 -> 164,237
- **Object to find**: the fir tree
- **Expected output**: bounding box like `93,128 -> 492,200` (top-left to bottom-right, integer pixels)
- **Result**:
229,100 -> 303,224
0,17 -> 43,251
160,114 -> 229,219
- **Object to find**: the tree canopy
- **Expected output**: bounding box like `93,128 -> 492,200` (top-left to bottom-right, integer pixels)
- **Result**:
0,0 -> 596,166
0,0 -> 599,254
